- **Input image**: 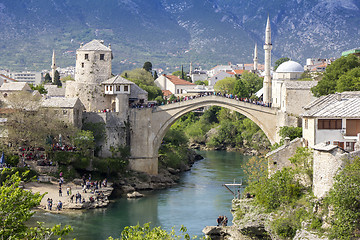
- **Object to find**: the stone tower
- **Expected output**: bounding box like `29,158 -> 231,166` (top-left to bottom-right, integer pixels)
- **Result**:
65,40 -> 112,111
263,16 -> 272,105
253,43 -> 258,71
51,50 -> 56,83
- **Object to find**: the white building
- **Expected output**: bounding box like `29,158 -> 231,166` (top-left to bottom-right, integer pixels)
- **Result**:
8,72 -> 43,85
155,74 -> 195,96
271,61 -> 317,125
302,92 -> 360,151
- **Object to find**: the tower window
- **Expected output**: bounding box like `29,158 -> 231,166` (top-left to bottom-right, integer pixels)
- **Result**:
124,85 -> 129,91
100,54 -> 105,60
116,86 -> 120,91
81,63 -> 84,68
85,54 -> 89,60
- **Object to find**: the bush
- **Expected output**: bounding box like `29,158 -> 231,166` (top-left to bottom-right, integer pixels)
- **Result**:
272,217 -> 297,239
326,157 -> 360,239
248,168 -> 303,211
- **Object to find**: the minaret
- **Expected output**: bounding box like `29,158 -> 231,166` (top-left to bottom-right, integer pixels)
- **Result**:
263,15 -> 272,105
51,50 -> 56,83
253,43 -> 258,71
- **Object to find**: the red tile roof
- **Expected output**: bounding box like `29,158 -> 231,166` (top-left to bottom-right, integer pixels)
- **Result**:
162,90 -> 173,97
233,69 -> 246,75
165,75 -> 194,85
0,74 -> 17,82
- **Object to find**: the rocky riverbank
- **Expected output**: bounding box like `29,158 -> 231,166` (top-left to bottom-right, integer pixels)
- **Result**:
203,199 -> 329,240
111,149 -> 204,196
26,149 -> 204,212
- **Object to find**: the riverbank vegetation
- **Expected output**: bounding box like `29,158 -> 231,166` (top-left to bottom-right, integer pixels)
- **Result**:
236,147 -> 360,239
107,223 -> 207,240
0,170 -> 72,239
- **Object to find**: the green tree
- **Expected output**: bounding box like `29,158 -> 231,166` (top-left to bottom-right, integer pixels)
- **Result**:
194,80 -> 208,86
336,67 -> 360,92
44,73 -> 51,83
0,171 -> 72,239
279,126 -> 302,140
172,70 -> 182,77
274,57 -> 290,71
327,157 -> 360,239
311,55 -> 360,97
143,61 -> 152,72
121,68 -> 163,100
29,84 -> 48,94
53,70 -> 62,87
73,130 -> 95,156
214,77 -> 236,93
108,223 -> 204,240
288,147 -> 313,185
181,65 -> 185,80
153,70 -> 158,80
233,71 -> 262,97
60,75 -> 74,81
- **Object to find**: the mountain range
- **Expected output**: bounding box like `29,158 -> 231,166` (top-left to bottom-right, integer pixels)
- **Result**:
0,0 -> 359,73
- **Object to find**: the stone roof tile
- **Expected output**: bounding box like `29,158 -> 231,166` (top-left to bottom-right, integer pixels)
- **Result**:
78,40 -> 111,52
302,91 -> 360,118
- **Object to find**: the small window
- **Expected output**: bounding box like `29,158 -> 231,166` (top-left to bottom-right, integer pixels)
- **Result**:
85,54 -> 89,60
124,85 -> 128,91
304,119 -> 308,129
110,86 -> 112,91
100,54 -> 105,60
63,110 -> 67,115
116,86 -> 120,91
106,86 -> 109,91
81,63 -> 84,68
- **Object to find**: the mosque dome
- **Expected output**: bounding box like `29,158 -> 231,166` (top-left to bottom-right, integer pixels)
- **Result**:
276,60 -> 304,73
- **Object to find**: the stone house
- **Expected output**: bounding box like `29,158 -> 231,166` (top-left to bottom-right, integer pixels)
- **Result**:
42,97 -> 85,128
302,91 -> 360,151
154,74 -> 195,96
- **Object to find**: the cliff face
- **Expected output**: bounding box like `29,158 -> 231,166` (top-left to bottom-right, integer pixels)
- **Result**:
1,0 -> 360,72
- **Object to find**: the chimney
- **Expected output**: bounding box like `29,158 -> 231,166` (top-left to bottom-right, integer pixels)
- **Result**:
284,137 -> 290,146
336,93 -> 341,101
108,44 -> 111,49
100,40 -> 104,44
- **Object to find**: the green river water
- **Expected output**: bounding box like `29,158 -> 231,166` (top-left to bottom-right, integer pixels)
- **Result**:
32,150 -> 251,239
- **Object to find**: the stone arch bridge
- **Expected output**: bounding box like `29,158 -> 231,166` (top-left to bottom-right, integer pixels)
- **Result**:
128,95 -> 279,175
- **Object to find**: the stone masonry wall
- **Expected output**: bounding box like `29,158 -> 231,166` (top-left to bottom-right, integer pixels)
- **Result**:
267,138 -> 303,175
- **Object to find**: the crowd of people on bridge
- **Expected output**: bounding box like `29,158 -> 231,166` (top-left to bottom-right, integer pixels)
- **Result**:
129,91 -> 271,110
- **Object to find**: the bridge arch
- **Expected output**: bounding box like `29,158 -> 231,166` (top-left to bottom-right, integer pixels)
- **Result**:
151,96 -> 278,159
129,95 -> 278,175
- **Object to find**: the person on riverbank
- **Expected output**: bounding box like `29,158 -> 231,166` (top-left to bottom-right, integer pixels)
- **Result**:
217,216 -> 223,226
47,198 -> 52,210
59,187 -> 62,197
57,200 -> 62,211
75,192 -> 81,203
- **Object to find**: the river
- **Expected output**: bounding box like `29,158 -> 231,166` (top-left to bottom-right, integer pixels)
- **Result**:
32,150 -> 251,239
